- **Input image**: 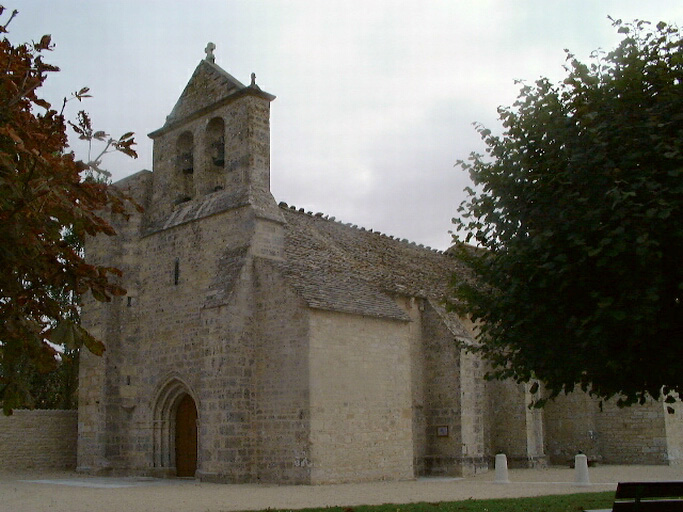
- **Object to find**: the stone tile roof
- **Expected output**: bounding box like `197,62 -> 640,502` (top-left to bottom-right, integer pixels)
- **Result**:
427,299 -> 472,342
279,204 -> 467,319
166,60 -> 244,124
276,259 -> 410,321
204,246 -> 249,309
149,61 -> 275,139
143,187 -> 283,236
152,188 -> 250,234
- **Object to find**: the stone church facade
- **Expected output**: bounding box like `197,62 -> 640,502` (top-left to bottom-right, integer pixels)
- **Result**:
78,51 -> 683,484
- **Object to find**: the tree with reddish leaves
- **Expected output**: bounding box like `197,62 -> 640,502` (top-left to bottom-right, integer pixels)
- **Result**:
0,7 -> 138,413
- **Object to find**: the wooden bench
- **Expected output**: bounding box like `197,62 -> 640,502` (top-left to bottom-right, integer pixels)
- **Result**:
611,481 -> 683,511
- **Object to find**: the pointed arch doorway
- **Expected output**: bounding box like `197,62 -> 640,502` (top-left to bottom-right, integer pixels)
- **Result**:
175,394 -> 198,477
153,378 -> 199,478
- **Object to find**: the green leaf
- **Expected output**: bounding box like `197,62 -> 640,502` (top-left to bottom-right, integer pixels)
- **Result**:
451,17 -> 683,405
76,324 -> 106,356
49,319 -> 77,349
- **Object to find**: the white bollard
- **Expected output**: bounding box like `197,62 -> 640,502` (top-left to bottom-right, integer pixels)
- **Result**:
494,453 -> 510,484
574,453 -> 590,486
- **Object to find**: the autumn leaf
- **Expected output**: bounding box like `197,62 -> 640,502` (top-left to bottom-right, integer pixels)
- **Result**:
0,9 -> 137,413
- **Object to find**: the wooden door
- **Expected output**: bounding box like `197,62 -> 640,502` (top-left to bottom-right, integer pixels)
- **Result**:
175,394 -> 197,477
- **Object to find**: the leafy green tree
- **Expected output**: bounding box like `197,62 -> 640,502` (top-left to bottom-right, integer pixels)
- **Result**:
11,347 -> 78,409
0,7 -> 138,413
451,19 -> 683,408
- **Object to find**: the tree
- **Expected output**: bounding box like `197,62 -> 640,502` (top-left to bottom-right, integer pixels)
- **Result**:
0,7 -> 138,413
12,346 -> 79,409
450,18 -> 683,408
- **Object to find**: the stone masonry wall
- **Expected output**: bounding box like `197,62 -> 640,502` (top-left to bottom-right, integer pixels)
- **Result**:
1,410 -> 77,469
136,209 -> 257,478
419,300 -> 463,476
79,171 -> 153,474
81,194 -> 261,477
664,398 -> 683,465
486,379 -> 545,467
596,399 -> 668,464
196,264 -> 258,482
458,349 -> 489,474
487,380 -> 528,460
408,298 -> 427,477
455,316 -> 489,475
308,310 -> 414,484
544,392 -> 677,465
543,391 -> 601,464
78,173 -> 146,472
252,259 -> 311,484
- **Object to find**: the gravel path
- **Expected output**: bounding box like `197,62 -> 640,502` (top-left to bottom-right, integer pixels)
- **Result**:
2,465 -> 682,512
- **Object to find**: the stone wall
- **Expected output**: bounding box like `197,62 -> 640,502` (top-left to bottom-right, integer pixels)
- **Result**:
252,258 -> 312,484
487,380 -> 529,461
543,391 -> 601,464
78,170 -> 151,474
544,392 -> 675,465
596,399 -> 668,465
664,399 -> 683,465
0,410 -> 77,469
308,310 -> 414,483
486,379 -> 545,468
418,300 -> 463,476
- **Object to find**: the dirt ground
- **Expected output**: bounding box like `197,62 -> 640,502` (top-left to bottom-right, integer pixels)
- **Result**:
1,465 -> 682,512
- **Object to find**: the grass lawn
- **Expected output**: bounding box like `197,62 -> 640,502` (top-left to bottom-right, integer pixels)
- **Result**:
238,491 -> 615,512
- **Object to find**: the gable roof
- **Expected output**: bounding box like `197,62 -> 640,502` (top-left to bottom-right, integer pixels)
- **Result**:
265,258 -> 411,321
279,204 -> 468,319
149,61 -> 275,138
168,60 -> 245,123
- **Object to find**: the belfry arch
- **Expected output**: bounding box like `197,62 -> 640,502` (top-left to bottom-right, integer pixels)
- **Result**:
176,131 -> 194,202
202,117 -> 226,194
205,117 -> 225,168
152,377 -> 199,477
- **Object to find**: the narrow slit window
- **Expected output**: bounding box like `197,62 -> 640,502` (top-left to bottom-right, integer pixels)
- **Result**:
174,259 -> 180,286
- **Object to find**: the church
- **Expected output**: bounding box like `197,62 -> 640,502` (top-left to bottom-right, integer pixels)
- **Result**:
78,47 -> 683,484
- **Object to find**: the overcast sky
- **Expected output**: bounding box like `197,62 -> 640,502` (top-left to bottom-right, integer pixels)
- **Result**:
10,1 -> 683,249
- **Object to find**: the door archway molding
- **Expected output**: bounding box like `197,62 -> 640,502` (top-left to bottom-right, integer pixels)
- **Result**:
152,374 -> 199,473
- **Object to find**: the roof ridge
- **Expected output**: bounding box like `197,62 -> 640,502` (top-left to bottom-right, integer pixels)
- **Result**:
278,201 -> 445,255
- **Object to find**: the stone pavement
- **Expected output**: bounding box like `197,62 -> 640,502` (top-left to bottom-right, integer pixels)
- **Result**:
1,465 -> 682,512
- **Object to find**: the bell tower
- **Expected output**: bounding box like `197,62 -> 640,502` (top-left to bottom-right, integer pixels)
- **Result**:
146,43 -> 277,226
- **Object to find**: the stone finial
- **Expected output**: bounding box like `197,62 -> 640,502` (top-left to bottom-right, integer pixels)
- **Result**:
251,72 -> 256,86
205,42 -> 216,63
